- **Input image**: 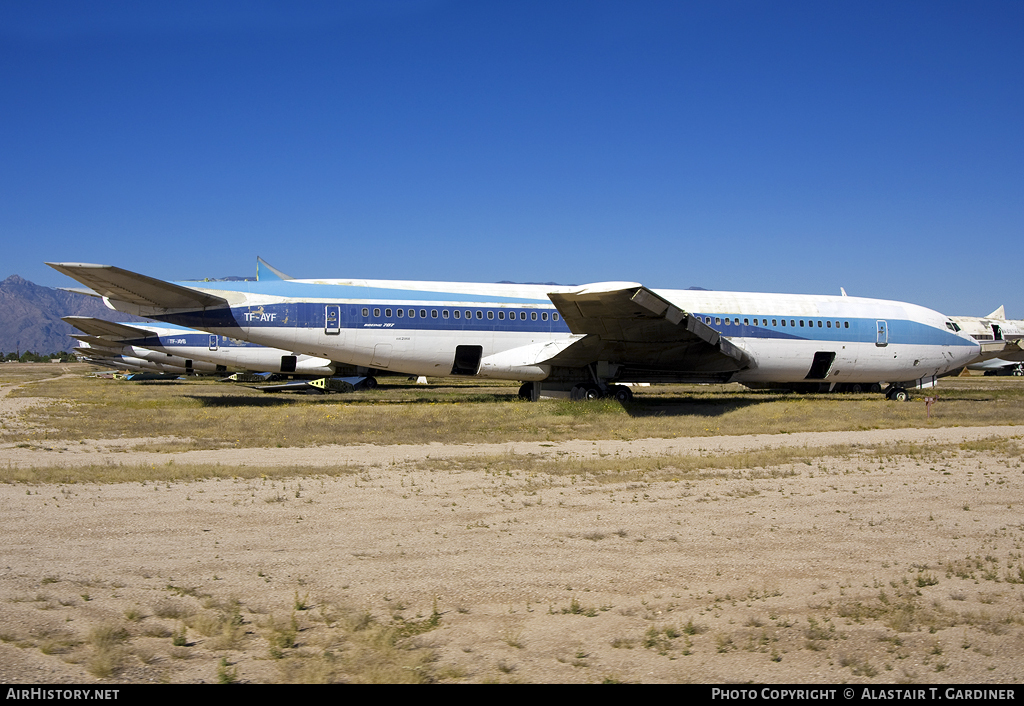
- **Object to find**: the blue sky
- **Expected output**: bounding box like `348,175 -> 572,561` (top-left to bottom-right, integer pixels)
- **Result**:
2,1 -> 1021,316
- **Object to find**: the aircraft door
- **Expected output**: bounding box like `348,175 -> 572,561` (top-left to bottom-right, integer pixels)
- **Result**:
875,320 -> 888,347
804,352 -> 836,380
209,335 -> 218,351
325,305 -> 341,335
451,345 -> 484,376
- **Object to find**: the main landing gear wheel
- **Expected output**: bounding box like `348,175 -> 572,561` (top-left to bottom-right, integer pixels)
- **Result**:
885,387 -> 910,402
570,383 -> 602,401
518,382 -> 534,400
611,385 -> 633,403
363,376 -> 378,390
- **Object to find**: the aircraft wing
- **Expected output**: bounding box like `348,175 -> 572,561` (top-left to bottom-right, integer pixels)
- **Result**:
63,316 -> 157,340
46,263 -> 227,310
545,284 -> 750,375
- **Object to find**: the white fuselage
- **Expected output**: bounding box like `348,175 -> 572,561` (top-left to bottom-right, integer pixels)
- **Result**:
103,277 -> 980,388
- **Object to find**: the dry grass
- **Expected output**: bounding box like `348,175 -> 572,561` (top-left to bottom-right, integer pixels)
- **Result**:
6,368 -> 1024,449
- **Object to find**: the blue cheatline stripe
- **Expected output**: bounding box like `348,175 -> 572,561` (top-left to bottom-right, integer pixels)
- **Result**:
129,334 -> 268,349
694,313 -> 974,347
160,302 -> 572,334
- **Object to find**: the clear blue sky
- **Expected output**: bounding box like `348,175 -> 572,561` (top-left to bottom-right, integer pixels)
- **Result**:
2,0 -> 1021,316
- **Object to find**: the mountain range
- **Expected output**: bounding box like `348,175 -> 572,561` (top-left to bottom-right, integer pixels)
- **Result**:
0,274 -> 150,355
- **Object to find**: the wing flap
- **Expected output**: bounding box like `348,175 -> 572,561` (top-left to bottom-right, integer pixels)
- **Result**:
46,263 -> 227,310
546,284 -> 750,374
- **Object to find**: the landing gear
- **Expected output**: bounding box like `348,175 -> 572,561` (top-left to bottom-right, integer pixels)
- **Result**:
570,383 -> 602,401
884,385 -> 910,402
568,383 -> 634,402
610,385 -> 633,403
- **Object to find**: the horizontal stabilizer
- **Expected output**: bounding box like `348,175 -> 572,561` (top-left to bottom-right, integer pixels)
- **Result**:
59,286 -> 102,298
63,316 -> 156,340
47,263 -> 227,310
71,335 -> 123,350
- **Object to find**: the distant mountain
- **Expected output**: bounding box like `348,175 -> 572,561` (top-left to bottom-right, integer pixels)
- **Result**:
0,275 -> 149,355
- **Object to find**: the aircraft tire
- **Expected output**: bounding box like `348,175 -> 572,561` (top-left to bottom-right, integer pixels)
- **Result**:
889,388 -> 910,402
611,385 -> 633,403
570,384 -> 602,401
518,382 -> 534,400
363,377 -> 378,389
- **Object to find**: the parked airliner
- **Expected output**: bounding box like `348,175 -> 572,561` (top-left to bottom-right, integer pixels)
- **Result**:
47,262 -> 980,402
65,317 -> 338,377
949,307 -> 1024,377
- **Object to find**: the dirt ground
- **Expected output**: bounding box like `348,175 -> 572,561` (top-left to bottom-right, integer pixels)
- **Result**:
1,376 -> 1023,683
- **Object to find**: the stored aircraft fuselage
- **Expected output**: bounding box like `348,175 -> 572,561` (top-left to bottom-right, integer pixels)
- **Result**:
47,263 -> 980,400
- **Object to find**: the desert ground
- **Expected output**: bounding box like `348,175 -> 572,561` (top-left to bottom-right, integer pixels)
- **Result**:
1,365 -> 1023,683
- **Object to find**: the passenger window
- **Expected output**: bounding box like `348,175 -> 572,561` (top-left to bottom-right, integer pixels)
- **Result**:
520,312 -> 526,320
362,308 -> 369,317
385,309 -> 392,317
431,310 -> 438,318
826,320 -> 831,328
420,309 -> 427,318
454,310 -> 460,319
498,311 -> 504,320
373,308 -> 380,317
553,313 -> 559,321
715,317 -> 721,325
442,310 -> 449,319
397,309 -> 404,318
817,320 -> 822,327
541,312 -> 547,321
772,319 -> 777,326
465,310 -> 471,319
781,320 -> 786,327
488,311 -> 494,320
476,311 -> 483,319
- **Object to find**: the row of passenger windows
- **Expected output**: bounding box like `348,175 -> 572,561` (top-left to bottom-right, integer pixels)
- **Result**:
361,307 -> 559,322
706,316 -> 850,329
